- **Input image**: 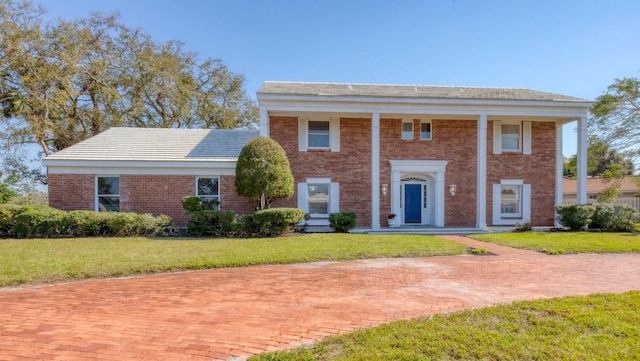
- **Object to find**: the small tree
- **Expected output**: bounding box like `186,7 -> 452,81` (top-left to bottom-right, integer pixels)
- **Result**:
235,136 -> 294,209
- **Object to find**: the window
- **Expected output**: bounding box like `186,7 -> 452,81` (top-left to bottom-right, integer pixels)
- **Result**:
298,117 -> 340,152
501,124 -> 520,152
402,121 -> 413,140
492,180 -> 531,225
197,177 -> 220,208
500,184 -> 522,216
308,121 -> 330,148
493,121 -> 531,155
96,176 -> 119,212
420,121 -> 432,140
307,183 -> 330,215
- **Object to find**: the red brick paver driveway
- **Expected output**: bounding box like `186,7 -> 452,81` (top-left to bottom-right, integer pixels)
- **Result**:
1,236 -> 640,360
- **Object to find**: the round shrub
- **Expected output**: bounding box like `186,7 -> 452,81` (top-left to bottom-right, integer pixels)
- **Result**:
555,204 -> 593,231
590,204 -> 639,232
329,212 -> 357,233
187,210 -> 241,237
246,208 -> 306,237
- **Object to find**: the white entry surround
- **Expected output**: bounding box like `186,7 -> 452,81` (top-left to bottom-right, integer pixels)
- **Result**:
389,160 -> 448,227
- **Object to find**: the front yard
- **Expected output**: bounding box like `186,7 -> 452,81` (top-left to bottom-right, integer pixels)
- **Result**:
0,233 -> 466,287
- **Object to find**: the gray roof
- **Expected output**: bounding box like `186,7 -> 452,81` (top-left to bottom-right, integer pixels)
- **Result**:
45,127 -> 259,161
258,81 -> 588,102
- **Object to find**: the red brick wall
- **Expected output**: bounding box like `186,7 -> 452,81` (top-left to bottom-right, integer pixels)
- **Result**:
269,116 -> 372,227
487,121 -> 556,226
48,174 -> 95,211
48,174 -> 255,226
380,118 -> 478,226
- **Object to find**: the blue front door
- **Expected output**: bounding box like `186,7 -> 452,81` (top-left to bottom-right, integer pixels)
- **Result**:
404,184 -> 421,223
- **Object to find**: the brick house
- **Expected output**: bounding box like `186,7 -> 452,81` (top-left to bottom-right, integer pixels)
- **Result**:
45,81 -> 592,229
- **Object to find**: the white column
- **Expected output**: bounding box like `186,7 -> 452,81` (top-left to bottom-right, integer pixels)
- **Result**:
476,114 -> 487,229
259,108 -> 269,137
371,113 -> 381,230
555,123 -> 564,227
576,116 -> 588,204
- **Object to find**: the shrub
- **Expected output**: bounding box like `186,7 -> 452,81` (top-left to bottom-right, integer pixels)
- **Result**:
181,196 -> 219,214
187,210 -> 241,237
9,207 -> 70,238
590,204 -> 639,232
67,210 -> 105,237
514,222 -> 532,232
556,204 -> 593,231
329,212 -> 357,233
245,208 -> 306,237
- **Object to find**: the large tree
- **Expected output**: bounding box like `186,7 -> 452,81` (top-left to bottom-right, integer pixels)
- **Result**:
590,77 -> 640,161
0,0 -> 258,184
564,136 -> 635,178
235,137 -> 294,210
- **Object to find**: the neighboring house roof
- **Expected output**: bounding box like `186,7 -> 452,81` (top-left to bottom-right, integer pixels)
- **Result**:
44,127 -> 259,162
258,81 -> 588,103
563,176 -> 640,195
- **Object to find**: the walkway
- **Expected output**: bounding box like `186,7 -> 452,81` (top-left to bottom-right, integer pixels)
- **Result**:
1,236 -> 639,360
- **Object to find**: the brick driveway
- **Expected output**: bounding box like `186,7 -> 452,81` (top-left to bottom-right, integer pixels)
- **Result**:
1,236 -> 640,360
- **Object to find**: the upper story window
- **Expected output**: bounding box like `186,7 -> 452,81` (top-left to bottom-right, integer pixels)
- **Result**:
308,121 -> 330,148
493,120 -> 531,155
197,177 -> 220,209
402,121 -> 413,140
501,124 -> 521,152
420,121 -> 432,140
298,117 -> 340,152
96,176 -> 119,212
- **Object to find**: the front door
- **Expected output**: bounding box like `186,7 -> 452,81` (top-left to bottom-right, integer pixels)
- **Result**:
404,184 -> 422,223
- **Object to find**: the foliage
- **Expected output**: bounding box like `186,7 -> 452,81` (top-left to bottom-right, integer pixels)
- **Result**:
0,233 -> 466,286
187,210 -> 242,237
252,292 -> 640,361
329,212 -> 357,233
0,179 -> 16,203
471,232 -> 640,254
235,137 -> 294,209
0,0 -> 258,184
590,77 -> 640,161
245,208 -> 306,237
513,221 -> 532,232
589,203 -> 639,232
555,204 -> 593,231
0,204 -> 171,238
181,196 -> 219,214
563,136 -> 634,178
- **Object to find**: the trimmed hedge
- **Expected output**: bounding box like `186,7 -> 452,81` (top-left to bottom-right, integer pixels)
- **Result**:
0,204 -> 172,238
556,204 -> 639,232
329,212 -> 357,233
244,208 -> 306,237
187,210 -> 242,237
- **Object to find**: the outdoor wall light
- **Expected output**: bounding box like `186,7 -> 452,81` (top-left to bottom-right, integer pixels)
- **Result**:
449,184 -> 457,196
381,183 -> 389,196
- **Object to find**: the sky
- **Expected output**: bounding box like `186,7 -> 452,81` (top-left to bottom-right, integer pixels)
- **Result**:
39,0 -> 640,157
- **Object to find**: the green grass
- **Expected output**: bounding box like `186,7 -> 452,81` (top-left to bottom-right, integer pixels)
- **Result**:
252,291 -> 640,361
0,233 -> 466,287
471,232 -> 640,254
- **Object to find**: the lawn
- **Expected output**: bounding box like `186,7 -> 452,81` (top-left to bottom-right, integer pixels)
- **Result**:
0,233 -> 466,287
471,231 -> 640,254
252,291 -> 640,361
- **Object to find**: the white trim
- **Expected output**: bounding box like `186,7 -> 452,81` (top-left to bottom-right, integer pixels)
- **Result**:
476,114 -> 487,228
48,165 -> 236,176
523,121 -> 532,154
371,113 -> 381,230
493,120 -> 502,154
330,182 -> 339,213
297,182 -> 307,211
330,117 -> 340,152
390,160 -> 448,227
492,179 -> 531,225
401,119 -> 413,140
259,108 -> 269,137
419,120 -> 432,140
306,177 -> 331,183
95,175 -> 120,212
500,122 -> 522,152
298,117 -> 341,152
577,116 -> 588,204
298,117 -> 308,151
555,123 -> 564,227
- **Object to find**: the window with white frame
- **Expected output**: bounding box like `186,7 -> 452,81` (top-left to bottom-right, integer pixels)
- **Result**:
402,121 -> 413,140
298,179 -> 339,220
197,177 -> 220,209
96,176 -> 120,212
298,117 -> 340,152
492,179 -> 531,225
501,124 -> 521,152
420,121 -> 432,140
493,121 -> 531,155
308,121 -> 330,148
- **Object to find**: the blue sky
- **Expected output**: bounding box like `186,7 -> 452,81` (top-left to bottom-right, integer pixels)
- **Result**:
41,0 -> 640,157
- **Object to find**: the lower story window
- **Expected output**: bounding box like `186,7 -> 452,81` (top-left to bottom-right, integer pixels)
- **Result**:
500,184 -> 522,216
307,183 -> 330,215
492,180 -> 530,225
96,176 -> 119,212
197,177 -> 220,209
298,179 -> 339,223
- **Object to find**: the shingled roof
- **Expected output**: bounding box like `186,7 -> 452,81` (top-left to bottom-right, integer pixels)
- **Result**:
258,81 -> 588,102
45,127 -> 259,162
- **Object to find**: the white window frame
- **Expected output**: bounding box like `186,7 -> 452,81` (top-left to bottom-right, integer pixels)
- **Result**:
420,120 -> 432,140
298,117 -> 340,152
307,120 -> 330,149
402,120 -> 413,140
196,177 -> 220,209
492,179 -> 531,225
493,120 -> 531,155
501,123 -> 521,152
95,175 -> 120,212
297,178 -> 339,225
